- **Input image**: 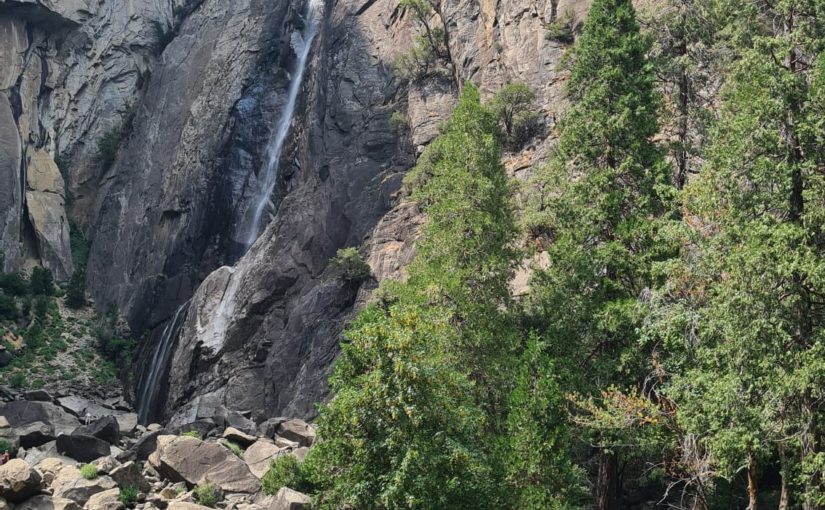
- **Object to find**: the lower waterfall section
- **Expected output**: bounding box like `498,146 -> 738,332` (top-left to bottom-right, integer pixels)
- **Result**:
135,301 -> 191,424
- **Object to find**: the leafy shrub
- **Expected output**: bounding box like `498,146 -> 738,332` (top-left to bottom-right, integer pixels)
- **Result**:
97,128 -> 124,171
94,309 -> 134,368
0,294 -> 17,320
393,31 -> 445,82
0,438 -> 14,456
80,464 -> 98,480
224,441 -> 244,457
389,111 -> 409,134
9,372 -> 25,389
489,83 -> 541,151
65,268 -> 86,309
182,430 -> 202,439
545,9 -> 576,44
30,267 -> 54,296
262,454 -> 314,495
118,485 -> 139,506
194,483 -> 218,507
0,272 -> 28,296
330,247 -> 371,283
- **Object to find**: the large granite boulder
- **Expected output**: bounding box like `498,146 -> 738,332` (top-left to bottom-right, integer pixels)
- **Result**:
268,488 -> 310,510
0,459 -> 42,503
275,420 -> 315,448
52,466 -> 116,506
148,436 -> 259,493
85,488 -> 122,510
242,441 -> 283,479
55,434 -> 110,463
73,416 -> 119,445
0,402 -> 80,436
14,421 -> 54,449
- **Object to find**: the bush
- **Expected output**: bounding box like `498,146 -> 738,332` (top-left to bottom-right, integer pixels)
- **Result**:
65,268 -> 86,309
9,372 -> 25,389
545,9 -> 576,44
80,464 -> 98,480
0,438 -> 14,456
489,83 -> 541,151
0,293 -> 17,320
330,247 -> 371,283
394,31 -> 444,82
389,111 -> 409,134
194,483 -> 218,507
97,128 -> 124,171
224,441 -> 244,457
182,430 -> 202,439
29,267 -> 54,296
0,272 -> 28,296
261,455 -> 314,495
118,485 -> 138,506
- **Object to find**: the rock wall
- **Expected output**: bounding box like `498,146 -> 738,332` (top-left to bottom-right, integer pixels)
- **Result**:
160,0 -> 592,422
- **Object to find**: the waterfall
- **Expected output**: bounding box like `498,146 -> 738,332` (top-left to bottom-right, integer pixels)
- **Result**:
243,0 -> 324,249
136,301 -> 191,424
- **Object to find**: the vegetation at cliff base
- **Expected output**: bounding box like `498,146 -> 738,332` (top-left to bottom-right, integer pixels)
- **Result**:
271,0 -> 825,508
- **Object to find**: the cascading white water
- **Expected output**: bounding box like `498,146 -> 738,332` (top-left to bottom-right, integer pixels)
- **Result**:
243,0 -> 324,249
136,301 -> 190,423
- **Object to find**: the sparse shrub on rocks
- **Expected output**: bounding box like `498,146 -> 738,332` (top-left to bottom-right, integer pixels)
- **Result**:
330,247 -> 371,283
80,464 -> 98,480
119,485 -> 139,506
194,483 -> 218,507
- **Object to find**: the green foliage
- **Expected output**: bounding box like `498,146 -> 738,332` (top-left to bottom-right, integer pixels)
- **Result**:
9,372 -> 25,388
489,83 -> 541,151
194,483 -> 218,507
0,293 -> 17,320
545,9 -> 576,44
118,485 -> 139,506
262,454 -> 314,495
389,111 -> 409,134
0,272 -> 28,296
80,464 -> 98,480
65,267 -> 86,309
182,430 -> 202,439
29,267 -> 54,296
329,247 -> 371,283
97,128 -> 124,171
308,84 -> 521,509
69,224 -> 90,268
224,441 -> 244,458
393,32 -> 443,82
0,438 -> 14,455
94,308 -> 134,369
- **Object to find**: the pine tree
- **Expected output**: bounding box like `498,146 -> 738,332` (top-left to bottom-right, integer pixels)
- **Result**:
524,0 -> 674,506
301,84 -> 519,509
645,1 -> 825,507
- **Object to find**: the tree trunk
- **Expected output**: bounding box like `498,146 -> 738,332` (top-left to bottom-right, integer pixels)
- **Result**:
597,449 -> 618,510
779,444 -> 791,510
747,453 -> 758,510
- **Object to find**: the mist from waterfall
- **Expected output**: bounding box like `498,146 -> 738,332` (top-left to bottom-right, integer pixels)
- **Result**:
135,301 -> 190,424
243,0 -> 324,249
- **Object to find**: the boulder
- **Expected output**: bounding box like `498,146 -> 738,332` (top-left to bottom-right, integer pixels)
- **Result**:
73,417 -> 119,445
242,441 -> 283,479
22,391 -> 52,403
267,488 -> 310,510
146,424 -> 162,433
54,398 -> 115,422
148,436 -> 259,493
114,414 -> 138,436
85,488 -> 122,510
275,421 -> 314,448
0,402 -> 79,436
222,428 -> 256,448
15,421 -> 54,448
167,503 -> 213,510
34,457 -> 70,485
55,434 -> 110,463
92,457 -> 118,475
121,430 -> 166,462
52,467 -> 116,506
109,461 -> 149,492
0,459 -> 42,502
22,441 -> 76,467
12,495 -> 81,510
0,497 -> 9,510
255,418 -> 287,440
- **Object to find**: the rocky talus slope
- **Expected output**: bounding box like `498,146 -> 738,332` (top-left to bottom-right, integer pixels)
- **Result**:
0,389 -> 316,510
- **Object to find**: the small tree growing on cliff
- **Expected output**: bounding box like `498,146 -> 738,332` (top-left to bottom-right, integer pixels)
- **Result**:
394,0 -> 458,88
489,83 -> 542,151
330,247 -> 371,283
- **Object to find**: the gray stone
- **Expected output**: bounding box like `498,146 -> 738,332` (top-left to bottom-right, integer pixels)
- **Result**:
85,488 -> 123,510
115,414 -> 138,436
55,435 -> 110,463
221,428 -> 255,448
109,461 -> 150,492
275,421 -> 314,448
242,441 -> 282,479
266,488 -> 310,510
73,416 -> 119,445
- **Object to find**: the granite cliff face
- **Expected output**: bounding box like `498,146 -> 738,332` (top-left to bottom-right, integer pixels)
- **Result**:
0,0 -> 593,423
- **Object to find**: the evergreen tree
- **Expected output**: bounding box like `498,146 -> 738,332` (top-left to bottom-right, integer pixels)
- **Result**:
524,0 -> 674,506
29,267 -> 54,296
302,84 -> 520,509
645,1 -> 825,507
